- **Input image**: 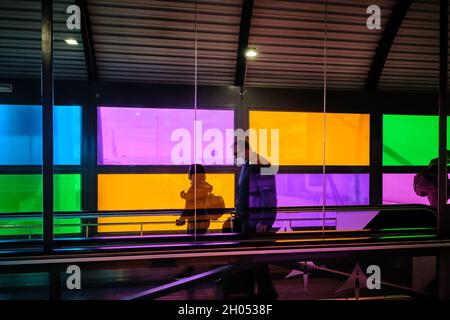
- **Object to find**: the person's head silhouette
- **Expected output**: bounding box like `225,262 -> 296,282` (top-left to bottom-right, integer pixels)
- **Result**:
188,163 -> 206,182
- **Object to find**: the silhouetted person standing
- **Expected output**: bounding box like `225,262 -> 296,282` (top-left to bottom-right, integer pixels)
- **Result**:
228,139 -> 278,299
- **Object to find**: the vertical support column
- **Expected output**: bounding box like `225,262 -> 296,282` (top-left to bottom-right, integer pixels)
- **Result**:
370,107 -> 383,205
42,0 -> 54,252
235,88 -> 249,215
81,96 -> 98,212
438,0 -> 450,301
438,0 -> 449,238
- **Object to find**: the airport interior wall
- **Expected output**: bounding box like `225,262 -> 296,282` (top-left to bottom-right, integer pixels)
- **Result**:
0,80 -> 446,238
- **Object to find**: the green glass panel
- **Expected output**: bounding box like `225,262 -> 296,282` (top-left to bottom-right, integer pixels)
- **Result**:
0,218 -> 81,236
54,174 -> 81,212
0,174 -> 81,213
383,115 -> 450,166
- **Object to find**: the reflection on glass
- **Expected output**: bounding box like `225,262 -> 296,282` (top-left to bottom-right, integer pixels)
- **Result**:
97,173 -> 234,211
176,164 -> 226,234
383,173 -> 450,206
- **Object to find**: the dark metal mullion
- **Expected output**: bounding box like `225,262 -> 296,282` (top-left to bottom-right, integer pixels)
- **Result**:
234,0 -> 254,87
370,110 -> 382,205
236,88 -> 249,203
0,166 -> 84,173
277,166 -> 370,174
97,165 -> 240,174
365,0 -> 413,90
382,166 -> 435,173
438,0 -> 450,301
76,0 -> 98,81
41,0 -> 54,252
83,100 -> 98,211
438,0 -> 449,237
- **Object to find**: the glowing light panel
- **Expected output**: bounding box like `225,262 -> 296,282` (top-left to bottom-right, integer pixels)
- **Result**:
249,111 -> 369,165
98,107 -> 234,165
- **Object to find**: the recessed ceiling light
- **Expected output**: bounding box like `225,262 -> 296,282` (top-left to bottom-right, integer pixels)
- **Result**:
65,38 -> 78,46
244,47 -> 258,59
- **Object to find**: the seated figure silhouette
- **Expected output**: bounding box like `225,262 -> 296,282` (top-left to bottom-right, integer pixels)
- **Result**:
414,153 -> 450,208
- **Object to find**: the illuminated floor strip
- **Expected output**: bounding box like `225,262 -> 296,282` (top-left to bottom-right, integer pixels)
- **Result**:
1,240 -> 449,266
276,237 -> 371,243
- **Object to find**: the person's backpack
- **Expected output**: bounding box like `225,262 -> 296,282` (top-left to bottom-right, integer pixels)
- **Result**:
206,193 -> 226,221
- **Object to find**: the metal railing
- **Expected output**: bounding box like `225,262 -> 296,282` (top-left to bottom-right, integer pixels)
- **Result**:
0,204 -> 436,241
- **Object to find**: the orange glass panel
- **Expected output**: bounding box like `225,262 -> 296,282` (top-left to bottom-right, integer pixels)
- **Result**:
249,111 -> 369,165
97,214 -> 232,233
98,173 -> 235,211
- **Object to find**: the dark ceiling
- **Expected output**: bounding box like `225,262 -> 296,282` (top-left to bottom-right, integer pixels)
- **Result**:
0,0 -> 447,92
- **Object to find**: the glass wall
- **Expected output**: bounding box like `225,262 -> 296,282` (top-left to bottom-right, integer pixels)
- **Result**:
0,0 -> 444,244
0,105 -> 82,239
382,115 -> 449,205
0,0 -> 42,240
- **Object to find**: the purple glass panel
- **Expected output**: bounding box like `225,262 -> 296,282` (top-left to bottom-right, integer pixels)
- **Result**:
272,210 -> 379,231
275,174 -> 370,207
98,107 -> 234,165
382,173 -> 449,205
272,211 -> 336,230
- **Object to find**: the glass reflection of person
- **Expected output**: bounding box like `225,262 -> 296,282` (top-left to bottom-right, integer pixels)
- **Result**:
176,164 -> 212,234
414,153 -> 450,208
232,139 -> 278,299
174,164 -> 213,279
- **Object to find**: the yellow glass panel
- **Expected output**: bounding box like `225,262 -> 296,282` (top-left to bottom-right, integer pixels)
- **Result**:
249,111 -> 369,165
98,173 -> 235,211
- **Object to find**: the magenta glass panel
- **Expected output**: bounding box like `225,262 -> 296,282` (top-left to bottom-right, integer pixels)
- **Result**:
98,107 -> 234,165
382,173 -> 449,205
275,174 -> 370,207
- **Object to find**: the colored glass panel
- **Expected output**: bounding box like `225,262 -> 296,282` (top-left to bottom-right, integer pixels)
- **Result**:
276,174 -> 369,207
97,214 -> 232,233
0,174 -> 81,213
0,105 -> 81,165
272,211 -> 379,231
97,107 -> 234,165
383,115 -> 450,166
249,111 -> 369,165
0,218 -> 81,236
382,173 -> 450,205
98,173 -> 234,211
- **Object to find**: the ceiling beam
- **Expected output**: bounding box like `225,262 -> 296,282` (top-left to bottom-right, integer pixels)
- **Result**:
76,0 -> 98,81
365,0 -> 412,91
234,0 -> 254,87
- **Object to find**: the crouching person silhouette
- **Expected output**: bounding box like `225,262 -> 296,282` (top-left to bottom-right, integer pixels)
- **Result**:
176,164 -> 212,234
175,164 -> 225,279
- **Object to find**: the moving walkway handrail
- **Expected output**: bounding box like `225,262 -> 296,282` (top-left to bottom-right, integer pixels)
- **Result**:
0,204 -> 437,220
0,204 -> 436,241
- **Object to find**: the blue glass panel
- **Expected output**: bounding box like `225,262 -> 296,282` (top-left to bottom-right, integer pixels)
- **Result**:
54,106 -> 81,165
0,105 -> 81,165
